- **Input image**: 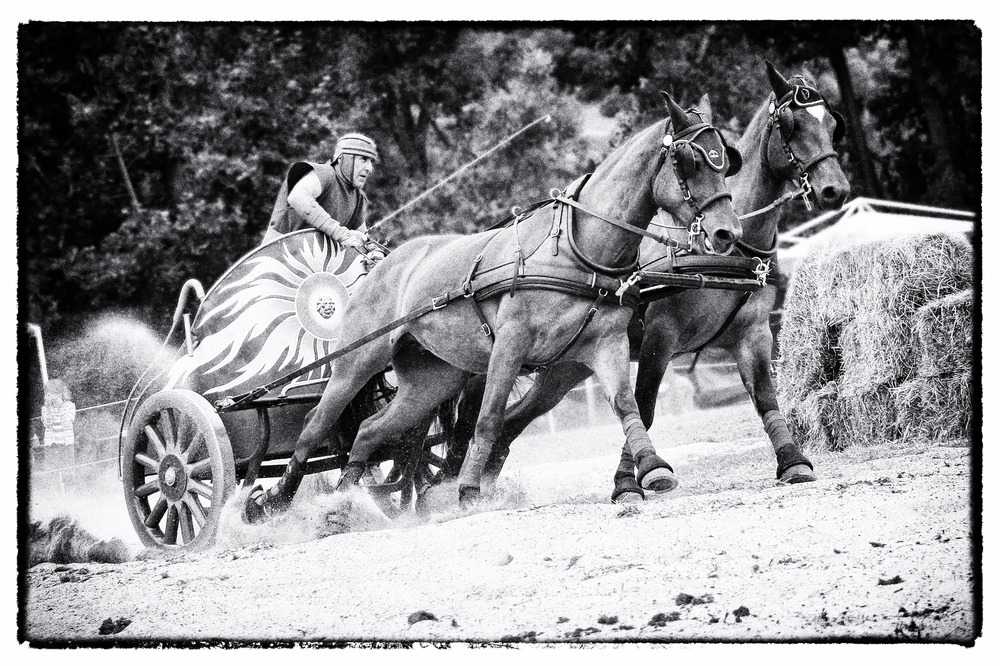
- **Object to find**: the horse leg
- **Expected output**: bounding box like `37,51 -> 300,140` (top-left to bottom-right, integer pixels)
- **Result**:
241,344 -> 392,524
590,335 -> 678,494
340,347 -> 471,489
456,332 -> 526,507
483,362 -> 593,483
730,326 -> 816,483
611,318 -> 675,502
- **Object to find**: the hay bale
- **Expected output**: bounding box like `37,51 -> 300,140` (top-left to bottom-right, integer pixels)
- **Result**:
892,372 -> 972,442
777,231 -> 973,449
913,289 -> 974,377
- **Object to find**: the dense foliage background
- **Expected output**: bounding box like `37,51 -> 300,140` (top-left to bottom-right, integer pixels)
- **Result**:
18,21 -> 981,340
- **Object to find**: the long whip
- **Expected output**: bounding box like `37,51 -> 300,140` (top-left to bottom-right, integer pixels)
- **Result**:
367,114 -> 552,235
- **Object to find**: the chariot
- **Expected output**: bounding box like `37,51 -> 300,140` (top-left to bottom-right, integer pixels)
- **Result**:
119,230 -> 458,551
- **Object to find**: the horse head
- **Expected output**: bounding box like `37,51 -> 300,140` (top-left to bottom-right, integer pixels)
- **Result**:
763,61 -> 851,210
653,91 -> 743,256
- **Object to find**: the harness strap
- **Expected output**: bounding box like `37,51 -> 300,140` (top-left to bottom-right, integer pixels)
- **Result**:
530,289 -> 609,369
462,252 -> 495,341
554,195 -> 673,248
685,290 -> 754,374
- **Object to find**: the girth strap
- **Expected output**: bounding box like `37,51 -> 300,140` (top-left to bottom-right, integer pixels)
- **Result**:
529,289 -> 609,369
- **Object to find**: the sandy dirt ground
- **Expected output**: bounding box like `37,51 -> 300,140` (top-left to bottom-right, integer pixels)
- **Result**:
19,402 -> 982,651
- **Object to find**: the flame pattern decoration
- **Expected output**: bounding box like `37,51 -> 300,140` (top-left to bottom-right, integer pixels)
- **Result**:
165,233 -> 369,396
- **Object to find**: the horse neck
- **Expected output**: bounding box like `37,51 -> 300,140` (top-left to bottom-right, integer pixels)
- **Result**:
731,100 -> 784,250
573,123 -> 662,269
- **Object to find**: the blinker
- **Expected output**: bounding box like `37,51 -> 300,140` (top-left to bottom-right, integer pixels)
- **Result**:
832,111 -> 846,143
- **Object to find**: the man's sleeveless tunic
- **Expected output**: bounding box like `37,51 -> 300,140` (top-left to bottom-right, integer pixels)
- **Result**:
266,161 -> 369,237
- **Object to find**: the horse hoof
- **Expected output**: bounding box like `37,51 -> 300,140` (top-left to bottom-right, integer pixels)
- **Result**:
336,462 -> 365,491
611,476 -> 645,503
241,486 -> 268,525
612,490 -> 645,504
458,484 -> 481,509
638,467 -> 678,493
779,464 -> 817,484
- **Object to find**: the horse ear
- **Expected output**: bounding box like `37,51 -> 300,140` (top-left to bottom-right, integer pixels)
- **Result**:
697,93 -> 713,124
765,60 -> 792,99
661,91 -> 692,133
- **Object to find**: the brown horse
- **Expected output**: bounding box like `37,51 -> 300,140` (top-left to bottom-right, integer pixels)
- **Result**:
242,92 -> 743,522
453,62 -> 851,499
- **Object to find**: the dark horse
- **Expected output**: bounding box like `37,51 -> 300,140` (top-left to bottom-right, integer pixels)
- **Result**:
243,92 -> 743,522
452,62 -> 851,500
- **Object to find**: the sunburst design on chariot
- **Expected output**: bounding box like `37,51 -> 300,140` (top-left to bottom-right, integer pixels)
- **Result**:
165,231 -> 369,396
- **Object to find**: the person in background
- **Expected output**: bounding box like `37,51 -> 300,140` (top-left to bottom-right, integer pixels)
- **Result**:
262,132 -> 379,253
40,378 -> 76,448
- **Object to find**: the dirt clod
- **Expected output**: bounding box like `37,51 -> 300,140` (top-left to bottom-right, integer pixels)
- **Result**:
407,611 -> 437,625
733,606 -> 751,622
878,576 -> 903,586
649,612 -> 682,626
98,617 -> 131,635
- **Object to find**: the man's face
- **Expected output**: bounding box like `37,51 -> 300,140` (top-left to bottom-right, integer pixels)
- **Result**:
352,156 -> 375,189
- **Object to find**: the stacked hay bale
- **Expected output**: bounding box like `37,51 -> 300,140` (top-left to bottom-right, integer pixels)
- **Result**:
777,232 -> 974,450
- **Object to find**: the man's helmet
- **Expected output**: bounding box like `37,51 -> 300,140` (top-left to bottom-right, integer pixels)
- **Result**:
334,133 -> 379,162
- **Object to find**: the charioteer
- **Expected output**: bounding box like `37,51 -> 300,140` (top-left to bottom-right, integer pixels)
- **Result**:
262,132 -> 384,266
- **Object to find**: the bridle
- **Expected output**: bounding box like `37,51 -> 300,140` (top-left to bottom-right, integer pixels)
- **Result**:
759,85 -> 845,212
554,115 -> 741,276
646,114 -> 742,251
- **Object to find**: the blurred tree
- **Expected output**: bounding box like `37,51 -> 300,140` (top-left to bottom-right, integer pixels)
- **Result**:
17,21 -> 981,346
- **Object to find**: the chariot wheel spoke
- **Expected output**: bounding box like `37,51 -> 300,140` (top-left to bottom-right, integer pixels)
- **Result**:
135,480 -> 160,498
178,504 -> 196,544
143,425 -> 167,460
145,498 -> 168,529
189,479 -> 215,500
176,414 -> 195,454
135,453 -> 160,472
183,494 -> 207,528
423,451 -> 447,468
164,506 -> 179,545
184,433 -> 205,463
188,458 -> 212,480
161,409 -> 178,452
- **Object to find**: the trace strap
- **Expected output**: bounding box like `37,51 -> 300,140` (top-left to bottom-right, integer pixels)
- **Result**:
215,288 -> 471,411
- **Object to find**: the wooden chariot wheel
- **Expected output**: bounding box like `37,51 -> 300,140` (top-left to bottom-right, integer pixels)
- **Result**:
122,389 -> 236,551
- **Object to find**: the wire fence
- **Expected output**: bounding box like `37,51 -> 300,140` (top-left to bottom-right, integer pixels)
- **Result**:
24,361 -> 747,490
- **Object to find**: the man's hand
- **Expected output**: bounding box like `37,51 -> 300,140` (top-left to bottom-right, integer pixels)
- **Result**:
362,249 -> 386,269
337,228 -> 369,251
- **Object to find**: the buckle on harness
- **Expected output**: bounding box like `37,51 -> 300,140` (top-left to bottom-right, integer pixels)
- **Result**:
432,295 -> 449,310
753,258 -> 771,286
688,215 -> 704,247
799,173 -> 813,211
480,323 -> 493,338
616,271 -> 644,298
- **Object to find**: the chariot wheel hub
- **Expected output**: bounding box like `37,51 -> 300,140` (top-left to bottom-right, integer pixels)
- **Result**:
158,454 -> 188,502
295,272 -> 349,340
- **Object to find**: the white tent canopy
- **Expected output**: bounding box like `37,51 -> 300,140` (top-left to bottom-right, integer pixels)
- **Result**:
778,198 -> 975,275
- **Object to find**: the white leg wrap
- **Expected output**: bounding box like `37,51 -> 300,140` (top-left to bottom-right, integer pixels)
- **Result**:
622,414 -> 653,457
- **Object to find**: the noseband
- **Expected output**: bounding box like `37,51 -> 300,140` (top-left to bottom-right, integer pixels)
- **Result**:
763,86 -> 842,211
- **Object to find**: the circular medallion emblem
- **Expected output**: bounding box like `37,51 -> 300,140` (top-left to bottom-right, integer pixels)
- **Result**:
295,272 -> 349,340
